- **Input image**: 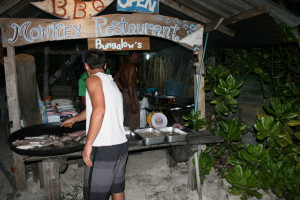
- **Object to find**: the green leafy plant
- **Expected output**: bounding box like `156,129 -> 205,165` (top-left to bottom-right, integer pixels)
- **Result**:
281,82 -> 300,98
214,118 -> 247,157
203,65 -> 230,91
211,75 -> 243,117
200,45 -> 300,200
225,143 -> 300,200
182,110 -> 207,131
254,115 -> 285,147
279,23 -> 300,43
222,48 -> 257,78
254,97 -> 300,150
198,150 -> 214,184
226,165 -> 262,200
229,144 -> 269,169
258,156 -> 300,199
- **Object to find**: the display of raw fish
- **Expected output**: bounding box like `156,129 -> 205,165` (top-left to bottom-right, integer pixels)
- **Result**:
52,141 -> 64,148
59,135 -> 72,142
12,130 -> 86,150
67,130 -> 86,137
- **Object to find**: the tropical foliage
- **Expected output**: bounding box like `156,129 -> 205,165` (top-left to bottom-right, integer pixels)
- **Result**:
195,42 -> 300,199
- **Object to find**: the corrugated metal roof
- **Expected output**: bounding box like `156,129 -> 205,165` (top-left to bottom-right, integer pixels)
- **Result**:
171,0 -> 300,27
161,0 -> 300,48
0,0 -> 299,49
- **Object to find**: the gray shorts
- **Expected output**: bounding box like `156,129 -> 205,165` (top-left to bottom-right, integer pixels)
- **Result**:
83,142 -> 128,200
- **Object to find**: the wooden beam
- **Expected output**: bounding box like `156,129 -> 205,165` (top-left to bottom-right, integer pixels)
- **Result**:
160,0 -> 235,37
160,0 -> 211,23
217,26 -> 235,37
214,18 -> 225,30
4,47 -> 21,132
223,5 -> 269,26
0,0 -> 22,15
4,46 -> 27,190
206,5 -> 269,32
205,18 -> 224,32
1,14 -> 201,48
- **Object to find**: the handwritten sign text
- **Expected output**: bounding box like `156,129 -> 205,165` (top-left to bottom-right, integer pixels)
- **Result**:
0,14 -> 203,50
31,0 -> 114,19
7,22 -> 81,43
88,37 -> 150,51
117,0 -> 159,13
94,17 -> 180,41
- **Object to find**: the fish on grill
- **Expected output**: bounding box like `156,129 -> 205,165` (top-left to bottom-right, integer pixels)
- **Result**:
12,130 -> 86,150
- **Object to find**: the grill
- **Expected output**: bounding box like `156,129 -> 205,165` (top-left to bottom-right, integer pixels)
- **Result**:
8,122 -> 86,156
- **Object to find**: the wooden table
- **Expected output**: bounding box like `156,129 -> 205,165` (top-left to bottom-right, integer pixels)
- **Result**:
20,130 -> 223,200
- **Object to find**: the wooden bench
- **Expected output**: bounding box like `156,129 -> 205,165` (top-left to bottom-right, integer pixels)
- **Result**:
20,130 -> 223,200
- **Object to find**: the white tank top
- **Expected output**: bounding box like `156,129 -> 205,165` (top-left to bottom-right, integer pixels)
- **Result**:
85,72 -> 127,146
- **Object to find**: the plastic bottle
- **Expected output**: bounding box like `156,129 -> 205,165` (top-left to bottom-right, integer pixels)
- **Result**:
38,98 -> 48,124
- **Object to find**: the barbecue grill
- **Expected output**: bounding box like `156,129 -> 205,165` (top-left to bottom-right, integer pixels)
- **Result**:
8,121 -> 86,156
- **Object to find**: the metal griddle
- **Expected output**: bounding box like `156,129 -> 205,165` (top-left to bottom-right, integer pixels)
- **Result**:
8,122 -> 86,156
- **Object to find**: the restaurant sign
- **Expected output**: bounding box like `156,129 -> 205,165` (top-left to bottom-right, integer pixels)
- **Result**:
88,37 -> 150,51
0,14 -> 203,50
31,0 -> 114,19
117,0 -> 159,13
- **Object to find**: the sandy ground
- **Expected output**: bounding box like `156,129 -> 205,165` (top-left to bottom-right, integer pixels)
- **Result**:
1,150 -> 198,200
0,121 -> 198,200
0,121 -> 281,200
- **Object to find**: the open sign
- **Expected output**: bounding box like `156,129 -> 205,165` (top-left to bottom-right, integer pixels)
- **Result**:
117,0 -> 159,13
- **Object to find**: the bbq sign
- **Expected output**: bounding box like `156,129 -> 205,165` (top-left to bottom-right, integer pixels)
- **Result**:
0,14 -> 203,49
117,0 -> 159,13
31,0 -> 114,19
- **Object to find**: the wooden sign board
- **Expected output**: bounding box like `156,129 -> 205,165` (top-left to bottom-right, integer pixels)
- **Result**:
117,0 -> 159,13
0,14 -> 204,51
31,0 -> 114,19
88,37 -> 150,51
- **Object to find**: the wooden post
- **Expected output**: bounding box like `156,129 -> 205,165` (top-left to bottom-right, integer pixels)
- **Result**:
43,47 -> 49,97
32,163 -> 40,183
39,162 -> 45,188
188,154 -> 197,190
41,159 -> 61,200
166,148 -> 177,167
4,46 -> 26,190
15,53 -> 42,126
192,45 -> 206,199
194,145 -> 202,200
194,46 -> 205,117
